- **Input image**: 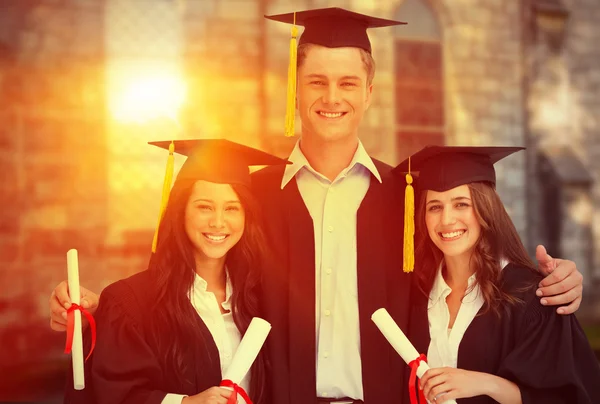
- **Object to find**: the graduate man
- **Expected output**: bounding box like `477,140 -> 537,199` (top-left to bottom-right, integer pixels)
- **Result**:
50,7 -> 585,404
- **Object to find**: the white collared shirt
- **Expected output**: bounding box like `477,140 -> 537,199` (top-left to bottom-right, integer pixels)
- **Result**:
281,139 -> 382,400
163,273 -> 249,404
427,260 -> 509,369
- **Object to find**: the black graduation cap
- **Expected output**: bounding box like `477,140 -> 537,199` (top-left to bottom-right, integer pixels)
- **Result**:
265,7 -> 406,54
148,139 -> 289,252
149,139 -> 289,187
393,146 -> 524,273
393,146 -> 525,192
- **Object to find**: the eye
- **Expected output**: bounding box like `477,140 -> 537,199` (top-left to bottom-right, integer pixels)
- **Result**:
427,205 -> 441,212
310,80 -> 325,85
197,204 -> 212,211
226,206 -> 240,212
455,202 -> 470,208
341,82 -> 358,87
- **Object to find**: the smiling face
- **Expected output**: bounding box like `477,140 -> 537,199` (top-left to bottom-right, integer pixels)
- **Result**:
184,180 -> 245,265
424,185 -> 482,260
296,45 -> 373,143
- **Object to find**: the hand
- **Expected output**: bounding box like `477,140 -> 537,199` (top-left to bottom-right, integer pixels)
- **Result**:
535,245 -> 583,315
182,387 -> 233,404
420,367 -> 487,402
49,280 -> 99,331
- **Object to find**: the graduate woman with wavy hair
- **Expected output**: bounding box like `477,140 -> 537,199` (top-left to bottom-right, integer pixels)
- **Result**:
396,146 -> 600,404
65,139 -> 288,404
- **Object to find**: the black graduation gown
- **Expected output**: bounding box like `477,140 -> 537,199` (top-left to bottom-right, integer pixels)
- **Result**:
408,263 -> 600,403
64,270 -> 223,404
251,160 -> 411,404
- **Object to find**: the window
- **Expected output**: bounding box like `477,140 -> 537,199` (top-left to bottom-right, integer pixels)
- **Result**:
395,0 -> 444,162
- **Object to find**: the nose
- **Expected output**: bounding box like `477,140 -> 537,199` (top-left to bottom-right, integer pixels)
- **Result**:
209,210 -> 225,229
441,206 -> 456,226
322,83 -> 341,105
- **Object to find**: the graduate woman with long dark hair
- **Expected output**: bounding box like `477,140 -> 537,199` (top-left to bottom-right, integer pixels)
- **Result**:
66,139 -> 288,404
395,146 -> 600,404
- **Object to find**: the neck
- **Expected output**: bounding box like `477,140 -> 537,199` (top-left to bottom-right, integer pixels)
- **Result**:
194,254 -> 227,293
299,134 -> 359,181
443,252 -> 476,292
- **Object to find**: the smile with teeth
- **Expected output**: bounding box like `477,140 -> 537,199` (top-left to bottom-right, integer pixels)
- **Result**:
318,111 -> 346,118
203,233 -> 229,242
439,230 -> 466,240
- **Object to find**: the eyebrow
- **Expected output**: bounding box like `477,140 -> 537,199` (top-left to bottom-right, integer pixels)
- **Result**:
426,196 -> 472,205
340,75 -> 362,81
303,74 -> 362,81
304,74 -> 327,80
192,199 -> 241,204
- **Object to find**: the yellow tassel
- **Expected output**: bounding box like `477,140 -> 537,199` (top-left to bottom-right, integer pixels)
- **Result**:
152,141 -> 175,252
285,13 -> 298,137
403,157 -> 415,273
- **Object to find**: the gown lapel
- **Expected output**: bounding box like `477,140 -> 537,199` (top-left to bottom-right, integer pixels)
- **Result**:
283,178 -> 317,404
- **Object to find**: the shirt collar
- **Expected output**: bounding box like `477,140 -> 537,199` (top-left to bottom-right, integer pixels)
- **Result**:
429,262 -> 452,308
428,261 -> 479,308
280,139 -> 382,189
428,259 -> 511,308
193,270 -> 233,308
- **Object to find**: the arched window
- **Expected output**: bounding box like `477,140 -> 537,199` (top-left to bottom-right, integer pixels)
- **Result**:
394,0 -> 444,162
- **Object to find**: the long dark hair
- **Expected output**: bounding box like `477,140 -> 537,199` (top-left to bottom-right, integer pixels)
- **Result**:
414,181 -> 537,317
148,178 -> 268,402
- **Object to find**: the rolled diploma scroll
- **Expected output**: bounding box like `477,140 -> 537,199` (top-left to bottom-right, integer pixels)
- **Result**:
222,317 -> 272,392
371,308 -> 457,404
67,249 -> 85,390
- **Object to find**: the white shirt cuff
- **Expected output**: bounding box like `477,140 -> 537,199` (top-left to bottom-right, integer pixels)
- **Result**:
161,393 -> 188,404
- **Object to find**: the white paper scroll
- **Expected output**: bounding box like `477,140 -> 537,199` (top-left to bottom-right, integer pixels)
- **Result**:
223,317 -> 272,385
371,308 -> 457,404
67,248 -> 85,390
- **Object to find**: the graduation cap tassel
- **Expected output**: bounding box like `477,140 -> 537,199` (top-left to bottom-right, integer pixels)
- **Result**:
152,141 -> 175,253
284,12 -> 298,137
403,156 -> 415,273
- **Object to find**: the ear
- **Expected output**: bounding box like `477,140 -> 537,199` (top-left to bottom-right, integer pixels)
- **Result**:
365,83 -> 373,110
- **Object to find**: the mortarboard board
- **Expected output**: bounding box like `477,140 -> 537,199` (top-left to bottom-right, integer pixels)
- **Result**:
393,146 -> 525,192
265,8 -> 406,137
148,139 -> 290,252
393,145 -> 525,273
265,7 -> 406,54
149,139 -> 289,187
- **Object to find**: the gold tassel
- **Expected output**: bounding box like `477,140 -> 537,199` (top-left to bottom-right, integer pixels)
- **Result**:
403,156 -> 415,273
152,141 -> 175,252
285,12 -> 298,137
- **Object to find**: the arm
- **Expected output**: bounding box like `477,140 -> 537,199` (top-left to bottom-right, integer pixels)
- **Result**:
534,245 -> 583,315
497,294 -> 600,403
89,284 -> 169,404
420,368 -> 522,404
90,283 -> 234,404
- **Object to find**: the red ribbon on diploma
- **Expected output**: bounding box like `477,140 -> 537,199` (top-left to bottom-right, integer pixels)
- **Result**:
220,379 -> 252,404
408,353 -> 427,404
64,303 -> 97,361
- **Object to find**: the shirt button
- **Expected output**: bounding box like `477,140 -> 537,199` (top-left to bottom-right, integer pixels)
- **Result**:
325,268 -> 332,275
324,309 -> 331,316
323,351 -> 329,358
322,392 -> 328,397
327,225 -> 334,232
224,352 -> 231,359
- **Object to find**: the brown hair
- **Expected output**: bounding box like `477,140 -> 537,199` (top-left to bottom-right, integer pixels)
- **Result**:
149,179 -> 268,402
296,43 -> 376,86
414,181 -> 537,317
